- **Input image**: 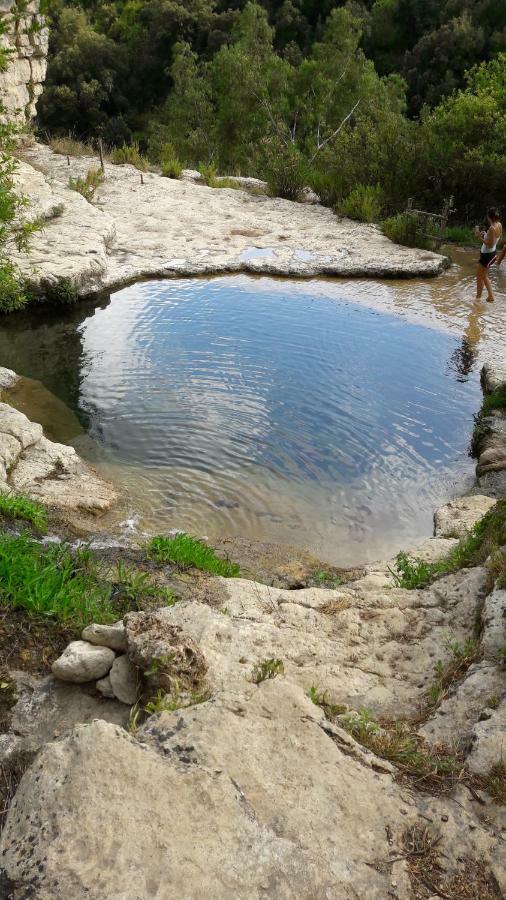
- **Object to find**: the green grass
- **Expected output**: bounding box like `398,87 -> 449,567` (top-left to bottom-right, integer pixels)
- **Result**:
443,225 -> 475,245
114,561 -> 176,607
481,385 -> 506,417
0,533 -> 115,627
427,636 -> 479,709
381,212 -> 437,250
146,533 -> 240,577
307,684 -> 347,716
390,500 -> 506,589
0,494 -> 47,531
108,142 -> 148,171
68,167 -> 104,202
471,385 -> 506,458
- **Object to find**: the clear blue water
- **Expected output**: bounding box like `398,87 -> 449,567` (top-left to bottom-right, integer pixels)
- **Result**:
0,276 -> 482,563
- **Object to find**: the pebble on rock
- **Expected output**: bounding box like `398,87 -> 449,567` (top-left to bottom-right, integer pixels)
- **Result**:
96,674 -> 116,699
52,641 -> 116,684
82,622 -> 127,653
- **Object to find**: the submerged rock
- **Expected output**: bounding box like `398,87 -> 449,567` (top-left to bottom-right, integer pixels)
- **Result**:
51,641 -> 115,683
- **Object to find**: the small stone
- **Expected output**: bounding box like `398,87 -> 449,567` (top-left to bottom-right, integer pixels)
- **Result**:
52,641 -> 115,683
96,674 -> 115,699
109,655 -> 139,705
441,815 -> 448,822
82,622 -> 127,653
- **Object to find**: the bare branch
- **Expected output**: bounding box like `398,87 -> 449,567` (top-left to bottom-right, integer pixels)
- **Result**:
310,98 -> 361,163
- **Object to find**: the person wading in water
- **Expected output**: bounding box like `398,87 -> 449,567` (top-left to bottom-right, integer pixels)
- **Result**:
475,207 -> 502,302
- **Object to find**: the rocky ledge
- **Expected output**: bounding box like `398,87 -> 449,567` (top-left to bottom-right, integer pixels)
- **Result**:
0,368 -> 117,517
0,364 -> 505,899
12,142 -> 448,298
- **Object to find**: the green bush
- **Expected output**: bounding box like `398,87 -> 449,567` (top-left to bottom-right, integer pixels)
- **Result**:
41,277 -> 79,307
263,142 -> 307,202
198,161 -> 218,187
444,225 -> 475,245
109,142 -> 148,171
161,152 -> 183,179
381,212 -> 436,250
146,533 -> 240,577
340,184 -> 382,223
0,263 -> 29,313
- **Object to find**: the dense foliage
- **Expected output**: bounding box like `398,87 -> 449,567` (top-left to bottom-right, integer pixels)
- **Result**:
38,0 -> 506,221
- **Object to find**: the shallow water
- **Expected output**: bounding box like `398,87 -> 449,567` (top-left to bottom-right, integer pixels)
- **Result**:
0,247 -> 505,564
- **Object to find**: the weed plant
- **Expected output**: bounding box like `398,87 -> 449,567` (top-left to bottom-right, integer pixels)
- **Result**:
114,561 -> 176,607
0,494 -> 47,531
108,142 -> 148,171
339,184 -> 382,223
68,167 -> 103,202
252,658 -> 284,683
147,533 -> 240,577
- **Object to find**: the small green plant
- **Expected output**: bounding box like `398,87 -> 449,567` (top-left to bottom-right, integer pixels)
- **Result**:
114,561 -> 176,607
307,685 -> 347,716
427,636 -> 479,709
68,167 -> 104,202
109,142 -> 148,171
0,263 -> 29,313
144,687 -> 208,716
481,761 -> 506,803
487,695 -> 499,709
481,385 -> 506,418
146,533 -> 240,577
252,658 -> 284,684
198,161 -> 218,187
159,142 -> 183,179
339,184 -> 382,223
144,653 -> 176,678
37,277 -> 79,307
0,493 -> 47,531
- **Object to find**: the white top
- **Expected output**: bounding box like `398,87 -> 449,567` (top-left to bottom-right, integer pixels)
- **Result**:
481,226 -> 500,253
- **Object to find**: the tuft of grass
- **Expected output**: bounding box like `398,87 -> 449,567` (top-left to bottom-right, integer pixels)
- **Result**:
114,561 -> 177,607
339,709 -> 463,791
426,636 -> 479,710
68,167 -> 104,202
252,657 -> 284,684
481,384 -> 506,417
161,158 -> 183,179
146,533 -> 240,577
49,136 -> 95,158
307,684 -> 347,716
481,761 -> 506,803
0,494 -> 47,532
144,686 -> 209,716
0,533 -> 115,627
198,162 -> 219,187
444,224 -> 475,245
109,142 -> 148,171
390,500 -> 506,589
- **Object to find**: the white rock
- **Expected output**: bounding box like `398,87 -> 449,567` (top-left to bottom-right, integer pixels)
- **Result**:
96,674 -> 115,699
52,641 -> 115,683
0,367 -> 18,390
434,495 -> 496,538
109,654 -> 139,705
482,362 -> 506,394
82,622 -> 127,653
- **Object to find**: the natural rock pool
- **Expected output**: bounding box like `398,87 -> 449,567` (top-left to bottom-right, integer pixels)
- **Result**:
1,254 -> 504,563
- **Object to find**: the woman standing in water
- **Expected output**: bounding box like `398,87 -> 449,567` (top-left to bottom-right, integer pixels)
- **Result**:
476,208 -> 502,302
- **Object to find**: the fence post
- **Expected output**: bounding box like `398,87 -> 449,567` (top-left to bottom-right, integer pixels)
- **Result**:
99,138 -> 105,173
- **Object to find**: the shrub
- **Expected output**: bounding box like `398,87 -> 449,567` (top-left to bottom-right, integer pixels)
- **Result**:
161,157 -> 183,179
381,212 -> 437,250
38,277 -> 79,307
444,225 -> 475,245
109,142 -> 148,171
68,167 -> 104,202
263,141 -> 307,202
146,533 -> 240,577
0,493 -> 47,531
198,161 -> 218,187
339,184 -> 382,223
0,263 -> 29,313
49,136 -> 95,158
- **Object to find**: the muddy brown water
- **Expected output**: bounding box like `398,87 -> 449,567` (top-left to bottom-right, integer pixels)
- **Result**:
1,247 -> 505,565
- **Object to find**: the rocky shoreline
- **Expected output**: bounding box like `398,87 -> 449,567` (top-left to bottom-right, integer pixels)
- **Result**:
11,142 -> 449,300
0,362 -> 503,898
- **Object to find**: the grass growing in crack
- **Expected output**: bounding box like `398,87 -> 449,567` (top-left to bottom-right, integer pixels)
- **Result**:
114,561 -> 177,607
426,636 -> 479,710
390,500 -> 506,589
0,494 -> 47,532
307,684 -> 347,716
147,533 -> 240,577
143,687 -> 209,717
0,533 -> 115,627
68,166 -> 104,202
252,658 -> 284,684
339,710 -> 463,792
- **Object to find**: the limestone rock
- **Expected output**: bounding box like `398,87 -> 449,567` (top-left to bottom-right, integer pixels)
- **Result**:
125,609 -> 206,694
0,685 -> 501,900
0,397 -> 118,515
109,654 -> 139,705
0,0 -> 48,123
95,674 -> 115,699
82,622 -> 127,653
481,362 -> 506,394
467,700 -> 506,775
11,142 -> 448,299
52,641 -> 115,683
434,495 -> 496,538
0,367 -> 18,391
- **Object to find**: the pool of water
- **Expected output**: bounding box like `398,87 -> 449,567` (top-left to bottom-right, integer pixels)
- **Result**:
1,250 -> 504,564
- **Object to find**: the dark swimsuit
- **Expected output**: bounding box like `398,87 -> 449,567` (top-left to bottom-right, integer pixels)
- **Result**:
479,250 -> 497,268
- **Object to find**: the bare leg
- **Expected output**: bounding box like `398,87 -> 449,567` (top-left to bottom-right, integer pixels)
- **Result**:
476,266 -> 484,299
497,247 -> 506,267
484,267 -> 495,302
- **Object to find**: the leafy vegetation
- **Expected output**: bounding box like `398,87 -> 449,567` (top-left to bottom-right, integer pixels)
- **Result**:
39,1 -> 506,222
113,561 -> 177,608
146,533 -> 240,577
68,166 -> 104,201
108,142 -> 148,171
307,684 -> 346,717
0,494 -> 47,532
252,657 -> 284,683
0,534 -> 114,627
390,501 -> 506,589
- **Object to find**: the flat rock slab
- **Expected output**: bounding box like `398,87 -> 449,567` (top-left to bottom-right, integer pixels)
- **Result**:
13,143 -> 448,297
434,495 -> 497,538
0,683 -> 501,900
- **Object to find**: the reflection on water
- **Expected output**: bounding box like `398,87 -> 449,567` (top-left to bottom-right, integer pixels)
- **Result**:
0,248 -> 504,565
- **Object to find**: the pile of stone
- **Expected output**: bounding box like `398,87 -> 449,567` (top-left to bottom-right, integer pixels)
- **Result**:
52,622 -> 138,705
